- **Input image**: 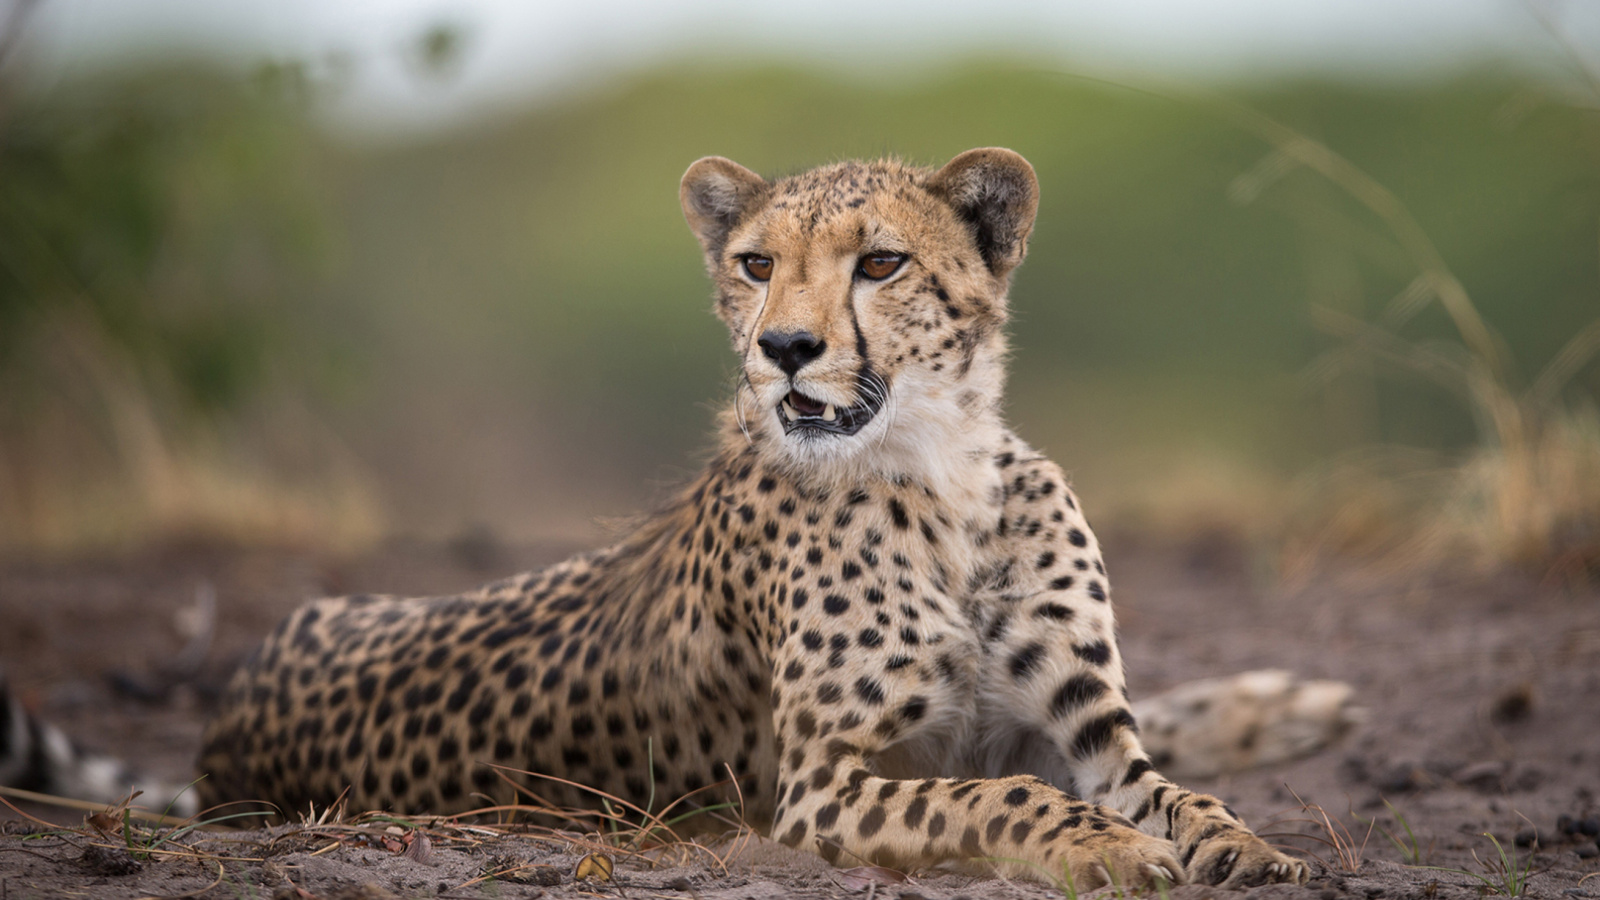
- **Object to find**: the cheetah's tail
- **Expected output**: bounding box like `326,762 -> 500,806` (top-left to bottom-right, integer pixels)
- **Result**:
1132,670 -> 1363,780
0,673 -> 199,820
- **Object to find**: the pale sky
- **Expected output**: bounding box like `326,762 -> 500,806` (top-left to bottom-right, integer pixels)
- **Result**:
13,0 -> 1589,133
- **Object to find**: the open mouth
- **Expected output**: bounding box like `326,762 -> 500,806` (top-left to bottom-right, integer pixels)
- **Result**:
775,376 -> 885,437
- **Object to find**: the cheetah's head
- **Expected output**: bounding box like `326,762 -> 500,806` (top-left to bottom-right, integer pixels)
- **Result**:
681,149 -> 1037,478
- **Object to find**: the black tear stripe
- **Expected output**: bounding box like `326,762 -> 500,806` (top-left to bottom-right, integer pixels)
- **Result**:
850,296 -> 870,371
847,294 -> 886,408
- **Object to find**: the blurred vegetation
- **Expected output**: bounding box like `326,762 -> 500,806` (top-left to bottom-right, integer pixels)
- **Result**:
2,50 -> 1597,575
0,63 -> 378,549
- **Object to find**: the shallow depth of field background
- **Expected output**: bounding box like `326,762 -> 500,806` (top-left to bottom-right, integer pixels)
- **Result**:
2,1 -> 1597,579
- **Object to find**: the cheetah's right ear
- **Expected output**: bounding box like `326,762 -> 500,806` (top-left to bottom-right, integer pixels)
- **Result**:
927,148 -> 1039,278
680,157 -> 769,260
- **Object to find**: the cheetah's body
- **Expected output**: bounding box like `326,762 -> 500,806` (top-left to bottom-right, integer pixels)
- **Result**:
197,150 -> 1345,888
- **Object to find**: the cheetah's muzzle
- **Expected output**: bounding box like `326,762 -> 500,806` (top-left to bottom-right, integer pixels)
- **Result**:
775,371 -> 887,437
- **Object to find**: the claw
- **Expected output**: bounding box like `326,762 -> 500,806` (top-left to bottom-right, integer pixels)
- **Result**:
1144,864 -> 1175,883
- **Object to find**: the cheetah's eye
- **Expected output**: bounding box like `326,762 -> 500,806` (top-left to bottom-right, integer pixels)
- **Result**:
857,253 -> 906,281
741,255 -> 773,282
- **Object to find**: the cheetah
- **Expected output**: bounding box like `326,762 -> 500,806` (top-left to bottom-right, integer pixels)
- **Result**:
136,150 -> 1352,887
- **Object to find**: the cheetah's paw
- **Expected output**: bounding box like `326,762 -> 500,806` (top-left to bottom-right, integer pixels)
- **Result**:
1067,826 -> 1187,892
1188,830 -> 1309,888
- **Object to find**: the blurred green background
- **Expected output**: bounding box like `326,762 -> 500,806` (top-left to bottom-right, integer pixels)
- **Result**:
2,4 -> 1597,570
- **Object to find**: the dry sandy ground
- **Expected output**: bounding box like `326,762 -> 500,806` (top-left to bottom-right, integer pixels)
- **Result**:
1,535 -> 1597,899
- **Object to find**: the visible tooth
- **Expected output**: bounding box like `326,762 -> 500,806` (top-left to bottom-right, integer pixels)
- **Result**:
823,404 -> 838,422
781,400 -> 797,421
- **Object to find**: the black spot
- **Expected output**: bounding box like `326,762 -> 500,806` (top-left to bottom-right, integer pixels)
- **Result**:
888,498 -> 911,530
1073,641 -> 1111,665
1049,575 -> 1075,590
1034,602 -> 1073,621
1086,581 -> 1106,601
816,802 -> 842,829
1009,642 -> 1046,680
1050,674 -> 1108,718
822,595 -> 850,616
859,805 -> 886,838
1072,708 -> 1137,760
1036,551 -> 1056,569
1068,528 -> 1087,547
1123,758 -> 1155,786
1004,786 -> 1031,807
854,677 -> 886,706
904,796 -> 928,828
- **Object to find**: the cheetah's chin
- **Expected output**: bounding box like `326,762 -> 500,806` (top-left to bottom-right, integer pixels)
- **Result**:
776,386 -> 881,437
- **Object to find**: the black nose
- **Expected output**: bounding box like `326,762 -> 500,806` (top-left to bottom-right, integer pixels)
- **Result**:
758,330 -> 826,376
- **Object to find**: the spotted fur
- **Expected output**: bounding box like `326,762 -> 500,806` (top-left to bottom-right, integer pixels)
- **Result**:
193,150 -> 1339,888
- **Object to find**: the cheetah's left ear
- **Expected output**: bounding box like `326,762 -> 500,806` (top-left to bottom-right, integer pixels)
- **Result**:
680,156 -> 769,261
927,148 -> 1039,277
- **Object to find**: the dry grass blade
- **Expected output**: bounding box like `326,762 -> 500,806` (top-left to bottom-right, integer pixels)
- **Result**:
470,765 -> 744,873
1212,96 -> 1504,379
1274,787 -> 1373,874
1205,91 -> 1600,577
0,784 -> 191,827
1530,319 -> 1600,410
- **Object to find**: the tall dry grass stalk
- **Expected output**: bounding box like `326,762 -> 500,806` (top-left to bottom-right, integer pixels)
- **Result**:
1221,98 -> 1600,581
0,308 -> 383,554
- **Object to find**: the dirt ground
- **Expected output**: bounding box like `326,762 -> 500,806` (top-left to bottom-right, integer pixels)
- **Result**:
1,534 -> 1597,900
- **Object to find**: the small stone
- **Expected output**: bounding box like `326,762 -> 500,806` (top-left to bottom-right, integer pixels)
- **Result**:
1557,814 -> 1575,835
1489,682 -> 1534,723
1575,843 -> 1598,859
1579,816 -> 1600,837
1514,829 -> 1539,848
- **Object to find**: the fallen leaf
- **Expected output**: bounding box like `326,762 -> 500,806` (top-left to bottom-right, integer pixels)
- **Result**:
401,831 -> 436,866
574,852 -> 615,882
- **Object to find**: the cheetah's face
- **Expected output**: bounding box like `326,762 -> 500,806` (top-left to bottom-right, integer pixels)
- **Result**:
680,150 -> 1038,471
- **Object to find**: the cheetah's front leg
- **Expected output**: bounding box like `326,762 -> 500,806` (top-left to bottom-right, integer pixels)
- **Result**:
769,731 -> 1184,888
980,455 -> 1309,887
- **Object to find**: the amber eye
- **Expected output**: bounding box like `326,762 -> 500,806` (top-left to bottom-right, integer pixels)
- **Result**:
857,253 -> 906,281
742,255 -> 773,282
